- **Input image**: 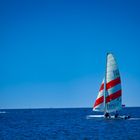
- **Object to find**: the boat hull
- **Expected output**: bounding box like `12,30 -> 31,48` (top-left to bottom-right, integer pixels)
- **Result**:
86,115 -> 130,120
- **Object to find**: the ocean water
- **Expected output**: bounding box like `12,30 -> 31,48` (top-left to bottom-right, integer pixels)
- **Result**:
0,107 -> 140,140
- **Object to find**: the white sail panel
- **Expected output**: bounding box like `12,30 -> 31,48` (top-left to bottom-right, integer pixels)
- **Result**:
106,53 -> 122,113
93,79 -> 104,112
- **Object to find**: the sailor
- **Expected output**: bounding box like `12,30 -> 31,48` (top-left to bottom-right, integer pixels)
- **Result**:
124,115 -> 130,119
104,112 -> 110,118
114,111 -> 119,118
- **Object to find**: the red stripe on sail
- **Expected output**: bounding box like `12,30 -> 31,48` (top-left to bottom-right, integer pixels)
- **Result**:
106,77 -> 121,90
99,83 -> 104,91
93,96 -> 104,108
99,77 -> 121,92
106,90 -> 121,103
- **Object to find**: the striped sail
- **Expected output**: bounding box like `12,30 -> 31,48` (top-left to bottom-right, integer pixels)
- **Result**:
93,53 -> 122,113
93,79 -> 104,112
106,53 -> 122,113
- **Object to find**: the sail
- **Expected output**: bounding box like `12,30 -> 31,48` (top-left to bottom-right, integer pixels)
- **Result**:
93,53 -> 122,113
93,79 -> 104,112
106,53 -> 122,113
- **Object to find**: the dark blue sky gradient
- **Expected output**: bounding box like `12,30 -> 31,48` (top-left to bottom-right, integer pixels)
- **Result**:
0,0 -> 140,108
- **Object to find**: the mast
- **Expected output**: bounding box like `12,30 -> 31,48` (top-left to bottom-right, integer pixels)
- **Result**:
104,53 -> 108,114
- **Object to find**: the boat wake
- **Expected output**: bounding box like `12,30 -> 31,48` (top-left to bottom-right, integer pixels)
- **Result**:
128,118 -> 140,120
0,111 -> 6,114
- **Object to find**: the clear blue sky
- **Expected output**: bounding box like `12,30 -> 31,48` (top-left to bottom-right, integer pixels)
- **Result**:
0,0 -> 140,108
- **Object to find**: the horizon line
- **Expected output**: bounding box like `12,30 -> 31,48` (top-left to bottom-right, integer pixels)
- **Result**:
1,106 -> 140,110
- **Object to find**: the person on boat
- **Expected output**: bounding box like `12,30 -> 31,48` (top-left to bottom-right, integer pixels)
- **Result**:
114,111 -> 119,118
104,112 -> 110,118
124,115 -> 130,119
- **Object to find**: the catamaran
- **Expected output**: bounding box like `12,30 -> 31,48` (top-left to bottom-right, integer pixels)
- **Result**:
91,53 -> 130,119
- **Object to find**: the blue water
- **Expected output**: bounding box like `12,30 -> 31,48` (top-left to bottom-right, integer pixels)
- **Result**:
0,107 -> 140,140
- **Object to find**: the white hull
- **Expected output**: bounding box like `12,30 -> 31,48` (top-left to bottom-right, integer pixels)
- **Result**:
86,115 -> 130,120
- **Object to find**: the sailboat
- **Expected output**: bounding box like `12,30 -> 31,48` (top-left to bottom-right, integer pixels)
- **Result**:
90,53 -> 130,119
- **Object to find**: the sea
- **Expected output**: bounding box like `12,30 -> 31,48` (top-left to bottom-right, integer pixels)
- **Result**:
0,107 -> 140,140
